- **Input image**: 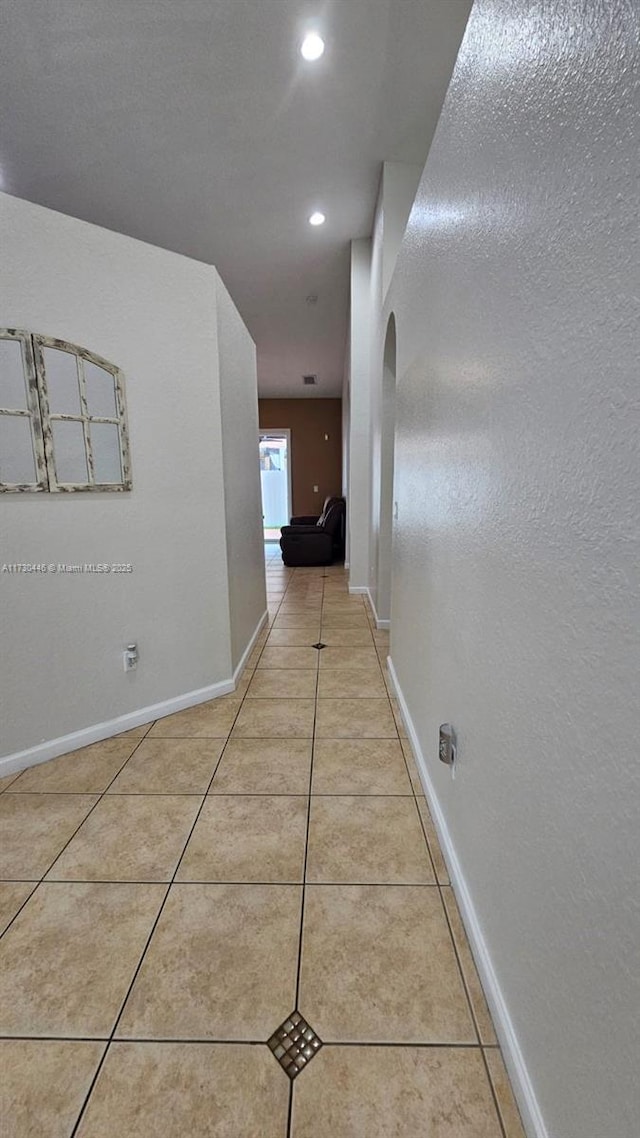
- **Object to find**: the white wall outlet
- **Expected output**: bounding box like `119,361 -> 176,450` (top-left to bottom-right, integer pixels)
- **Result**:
439,723 -> 456,768
123,643 -> 138,672
313,484 -> 319,492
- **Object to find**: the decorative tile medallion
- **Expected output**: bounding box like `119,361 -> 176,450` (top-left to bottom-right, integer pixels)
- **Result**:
267,1011 -> 322,1079
312,642 -> 326,650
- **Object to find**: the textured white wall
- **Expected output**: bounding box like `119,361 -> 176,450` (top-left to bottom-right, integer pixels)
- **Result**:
341,340 -> 351,565
368,164 -> 418,623
379,1 -> 640,1135
366,189 -> 385,609
0,193 -> 233,758
216,272 -> 267,671
375,315 -> 397,624
381,162 -> 423,298
347,239 -> 373,587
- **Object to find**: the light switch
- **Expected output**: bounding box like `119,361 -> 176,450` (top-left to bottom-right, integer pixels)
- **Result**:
313,485 -> 319,493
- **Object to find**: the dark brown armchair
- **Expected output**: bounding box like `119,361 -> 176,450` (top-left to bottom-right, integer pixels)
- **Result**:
279,496 -> 345,566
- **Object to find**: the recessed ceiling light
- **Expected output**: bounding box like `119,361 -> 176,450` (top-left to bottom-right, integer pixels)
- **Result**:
301,32 -> 325,61
309,211 -> 325,226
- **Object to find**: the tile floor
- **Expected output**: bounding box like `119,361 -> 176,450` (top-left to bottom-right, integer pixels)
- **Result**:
0,547 -> 526,1137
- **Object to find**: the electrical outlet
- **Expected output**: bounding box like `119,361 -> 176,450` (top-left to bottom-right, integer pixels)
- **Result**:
439,724 -> 456,767
123,643 -> 138,672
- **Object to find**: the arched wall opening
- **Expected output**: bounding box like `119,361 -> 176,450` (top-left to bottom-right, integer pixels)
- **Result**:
375,312 -> 397,625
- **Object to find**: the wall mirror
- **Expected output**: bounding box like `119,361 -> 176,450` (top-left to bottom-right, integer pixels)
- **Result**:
0,329 -> 131,493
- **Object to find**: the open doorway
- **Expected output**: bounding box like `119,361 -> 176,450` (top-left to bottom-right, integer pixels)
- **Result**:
259,430 -> 292,542
376,314 -> 397,626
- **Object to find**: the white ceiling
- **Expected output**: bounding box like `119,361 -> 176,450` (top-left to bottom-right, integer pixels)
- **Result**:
0,0 -> 471,397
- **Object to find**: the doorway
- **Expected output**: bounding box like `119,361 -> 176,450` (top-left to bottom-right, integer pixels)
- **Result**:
259,430 -> 292,542
376,315 -> 397,625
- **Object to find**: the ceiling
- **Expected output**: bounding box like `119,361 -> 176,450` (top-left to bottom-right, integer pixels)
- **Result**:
0,0 -> 471,397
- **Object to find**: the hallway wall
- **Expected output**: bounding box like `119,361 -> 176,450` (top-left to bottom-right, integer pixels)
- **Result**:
362,1 -> 640,1135
348,163 -> 421,618
0,193 -> 263,764
216,274 -> 267,672
258,398 -> 342,517
347,241 -> 373,587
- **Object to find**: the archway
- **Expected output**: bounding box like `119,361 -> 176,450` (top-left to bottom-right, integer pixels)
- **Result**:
375,313 -> 397,625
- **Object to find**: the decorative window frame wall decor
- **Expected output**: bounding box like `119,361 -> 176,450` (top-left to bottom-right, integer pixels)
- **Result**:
0,329 -> 132,493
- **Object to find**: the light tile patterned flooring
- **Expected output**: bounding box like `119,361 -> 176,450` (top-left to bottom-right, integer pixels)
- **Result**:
0,548 -> 526,1137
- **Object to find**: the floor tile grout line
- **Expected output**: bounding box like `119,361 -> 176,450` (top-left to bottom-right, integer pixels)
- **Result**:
229,557 -> 319,1117
286,1070 -> 294,1138
392,706 -> 486,1045
0,878 -> 447,887
0,880 -> 39,943
479,1041 -> 509,1138
409,780 -> 487,1047
287,565 -> 329,1138
402,781 -> 439,881
67,645 -> 267,1138
0,1032 -> 499,1048
3,790 -> 424,798
0,731 -> 155,943
2,790 -> 426,800
299,1039 -> 487,1049
385,655 -> 508,1135
199,575 -> 289,788
290,566 -> 322,1012
361,600 -> 508,1132
65,1036 -> 116,1137
0,773 -> 21,794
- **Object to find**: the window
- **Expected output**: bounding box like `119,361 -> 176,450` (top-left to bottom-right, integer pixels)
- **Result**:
0,330 -> 48,491
0,330 -> 131,493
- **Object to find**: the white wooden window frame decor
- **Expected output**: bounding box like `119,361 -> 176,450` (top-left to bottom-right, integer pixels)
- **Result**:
0,329 -> 132,493
0,329 -> 49,492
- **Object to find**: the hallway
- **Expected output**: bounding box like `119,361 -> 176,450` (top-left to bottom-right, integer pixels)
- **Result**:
0,552 -> 524,1137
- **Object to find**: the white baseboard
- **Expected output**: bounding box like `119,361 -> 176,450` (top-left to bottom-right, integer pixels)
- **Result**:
0,612 -> 270,781
0,678 -> 235,780
348,584 -> 390,630
232,609 -> 268,683
366,587 -> 390,630
386,655 -> 548,1138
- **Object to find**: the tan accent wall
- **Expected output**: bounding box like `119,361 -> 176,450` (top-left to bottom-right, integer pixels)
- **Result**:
258,398 -> 342,517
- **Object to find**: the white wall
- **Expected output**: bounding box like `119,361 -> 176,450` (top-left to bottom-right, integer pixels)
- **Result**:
366,164 -> 419,623
0,193 -> 260,765
367,1 -> 640,1135
374,315 -> 397,625
350,161 -> 421,619
341,338 -> 351,565
365,186 -> 385,611
381,162 -> 423,298
346,238 -> 373,588
216,273 -> 267,671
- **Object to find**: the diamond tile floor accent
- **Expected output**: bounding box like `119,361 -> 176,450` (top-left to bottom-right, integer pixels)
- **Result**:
0,546 -> 526,1137
267,1011 -> 323,1079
